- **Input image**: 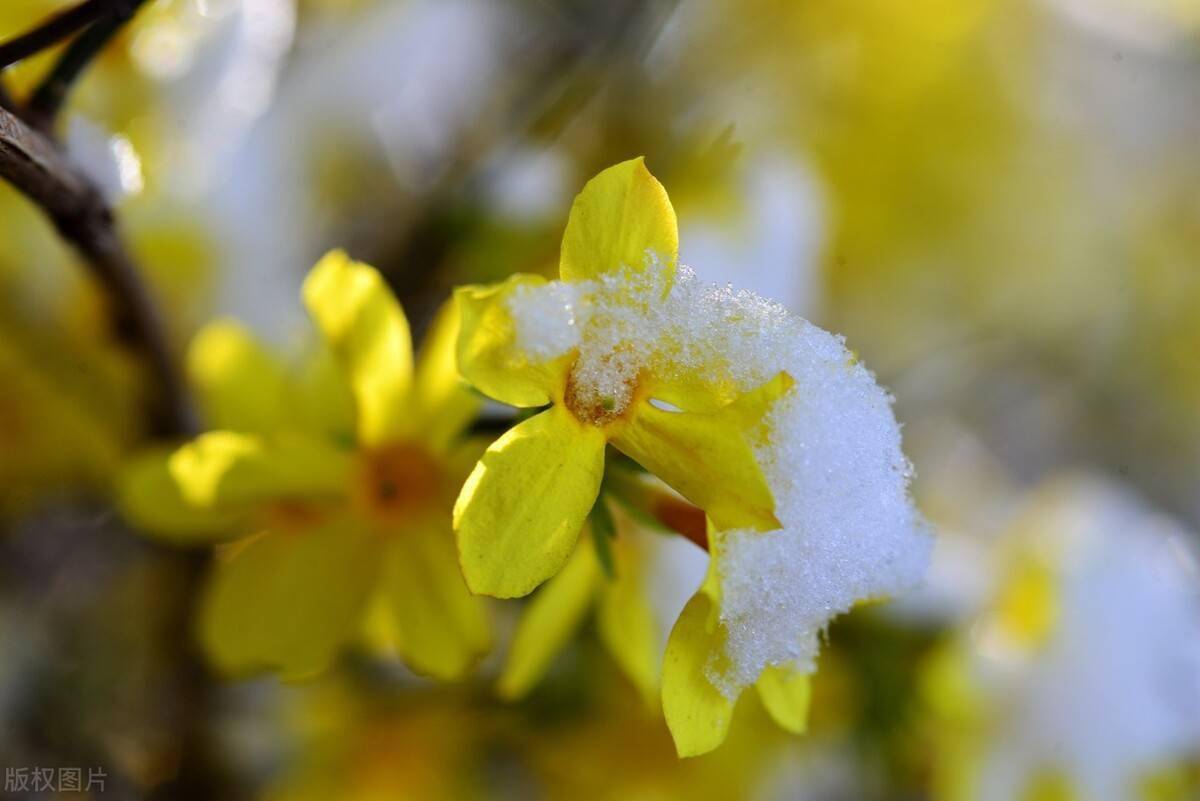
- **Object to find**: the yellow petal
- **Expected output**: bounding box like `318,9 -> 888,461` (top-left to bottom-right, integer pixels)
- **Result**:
169,431 -> 352,510
496,537 -> 601,700
359,590 -> 398,657
407,297 -> 482,452
455,275 -> 571,408
596,534 -> 660,704
755,664 -> 812,734
560,157 -> 679,284
453,405 -> 606,598
199,519 -> 378,679
612,372 -> 793,532
119,449 -> 242,544
378,520 -> 492,681
302,250 -> 413,446
993,555 -> 1059,650
186,320 -> 288,433
662,587 -> 736,758
293,344 -> 357,443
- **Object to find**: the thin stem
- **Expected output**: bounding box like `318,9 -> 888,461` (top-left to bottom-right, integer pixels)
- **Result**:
25,0 -> 150,132
0,0 -> 114,70
0,104 -> 193,437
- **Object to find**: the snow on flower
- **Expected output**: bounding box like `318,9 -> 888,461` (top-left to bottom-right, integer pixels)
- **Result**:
499,159 -> 931,754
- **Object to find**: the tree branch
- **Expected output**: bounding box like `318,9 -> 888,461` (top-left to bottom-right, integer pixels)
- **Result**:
0,104 -> 193,436
24,0 -> 151,133
0,0 -> 116,70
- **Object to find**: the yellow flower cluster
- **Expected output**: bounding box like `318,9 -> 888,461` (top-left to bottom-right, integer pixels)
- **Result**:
123,252 -> 489,681
120,158 -> 886,757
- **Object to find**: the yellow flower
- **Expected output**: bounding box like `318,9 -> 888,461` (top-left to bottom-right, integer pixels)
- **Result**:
452,157 -> 791,599
495,482 -> 693,706
661,529 -> 814,757
121,252 -> 490,680
494,468 -> 812,758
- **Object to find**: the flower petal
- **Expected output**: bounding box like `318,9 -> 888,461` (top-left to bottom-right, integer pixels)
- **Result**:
453,405 -> 606,598
496,537 -> 601,700
302,250 -> 413,446
186,320 -> 288,433
612,372 -> 793,532
662,587 -> 736,758
199,519 -> 378,679
407,297 -> 482,452
120,449 -> 243,544
560,157 -> 678,283
596,535 -> 660,704
379,520 -> 492,681
293,344 -> 358,443
755,664 -> 812,734
455,275 -> 571,408
168,431 -> 352,511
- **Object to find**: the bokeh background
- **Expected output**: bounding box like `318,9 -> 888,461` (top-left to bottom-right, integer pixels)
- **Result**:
2,0 -> 1199,798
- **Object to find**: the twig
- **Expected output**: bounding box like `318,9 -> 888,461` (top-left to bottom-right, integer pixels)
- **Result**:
3,5 -> 214,797
25,0 -> 150,133
0,104 -> 193,437
0,0 -> 115,70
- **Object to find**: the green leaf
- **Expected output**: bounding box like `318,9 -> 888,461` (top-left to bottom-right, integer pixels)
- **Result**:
589,495 -> 617,580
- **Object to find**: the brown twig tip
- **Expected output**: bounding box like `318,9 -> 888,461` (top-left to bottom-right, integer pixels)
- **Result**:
26,0 -> 152,132
0,104 -> 194,438
0,0 -> 114,70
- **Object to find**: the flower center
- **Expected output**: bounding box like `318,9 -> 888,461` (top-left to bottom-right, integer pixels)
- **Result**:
356,443 -> 443,520
563,349 -> 641,427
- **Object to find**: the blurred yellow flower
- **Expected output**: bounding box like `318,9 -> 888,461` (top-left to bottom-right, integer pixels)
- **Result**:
452,157 -> 790,599
264,662 -> 805,801
919,476 -> 1200,801
121,251 -> 490,680
263,678 -> 496,801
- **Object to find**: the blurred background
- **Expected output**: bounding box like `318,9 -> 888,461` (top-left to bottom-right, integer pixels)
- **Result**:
2,0 -> 1199,798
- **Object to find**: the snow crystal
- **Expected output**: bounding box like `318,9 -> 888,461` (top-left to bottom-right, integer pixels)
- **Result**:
509,280 -> 583,360
507,256 -> 931,695
663,271 -> 931,695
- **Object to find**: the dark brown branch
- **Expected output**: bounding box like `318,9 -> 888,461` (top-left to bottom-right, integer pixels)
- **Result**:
0,0 -> 114,70
0,104 -> 193,436
25,0 -> 151,132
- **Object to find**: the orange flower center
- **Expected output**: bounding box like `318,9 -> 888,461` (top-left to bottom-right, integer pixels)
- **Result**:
563,360 -> 642,428
355,442 -> 443,521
